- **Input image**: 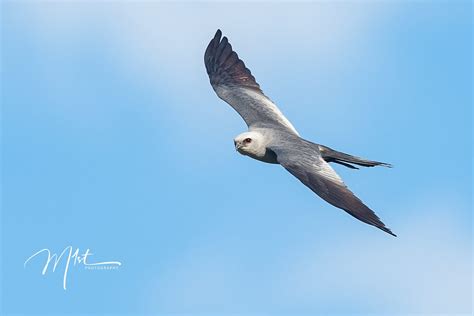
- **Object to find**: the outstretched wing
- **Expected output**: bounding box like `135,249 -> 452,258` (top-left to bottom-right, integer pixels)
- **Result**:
204,29 -> 298,135
271,144 -> 396,236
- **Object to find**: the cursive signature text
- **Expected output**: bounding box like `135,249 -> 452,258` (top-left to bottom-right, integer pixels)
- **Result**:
24,246 -> 122,290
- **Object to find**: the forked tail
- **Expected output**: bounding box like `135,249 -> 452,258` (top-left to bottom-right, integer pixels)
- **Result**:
318,144 -> 392,169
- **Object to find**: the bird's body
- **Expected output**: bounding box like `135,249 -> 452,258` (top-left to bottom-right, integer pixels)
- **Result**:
205,29 -> 396,236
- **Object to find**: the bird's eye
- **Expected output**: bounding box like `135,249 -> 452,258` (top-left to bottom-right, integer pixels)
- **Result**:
244,138 -> 252,143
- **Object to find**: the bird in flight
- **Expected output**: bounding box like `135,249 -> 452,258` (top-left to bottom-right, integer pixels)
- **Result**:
204,30 -> 396,236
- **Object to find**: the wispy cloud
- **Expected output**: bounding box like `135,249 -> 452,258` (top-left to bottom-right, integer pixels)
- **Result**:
13,2 -> 397,107
141,194 -> 471,314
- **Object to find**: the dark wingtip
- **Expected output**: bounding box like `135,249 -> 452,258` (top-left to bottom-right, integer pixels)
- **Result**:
221,36 -> 228,46
381,226 -> 397,237
204,28 -> 262,92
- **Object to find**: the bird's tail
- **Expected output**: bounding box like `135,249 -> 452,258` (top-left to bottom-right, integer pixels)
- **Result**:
317,144 -> 392,169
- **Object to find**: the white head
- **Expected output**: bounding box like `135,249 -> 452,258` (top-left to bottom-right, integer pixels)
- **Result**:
233,131 -> 266,159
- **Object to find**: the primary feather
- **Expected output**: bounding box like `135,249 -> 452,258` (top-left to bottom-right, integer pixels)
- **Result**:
205,29 -> 299,135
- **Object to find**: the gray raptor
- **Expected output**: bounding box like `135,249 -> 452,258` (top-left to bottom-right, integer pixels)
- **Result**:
204,29 -> 396,236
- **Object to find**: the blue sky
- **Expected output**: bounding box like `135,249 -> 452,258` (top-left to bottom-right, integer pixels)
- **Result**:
1,1 -> 472,315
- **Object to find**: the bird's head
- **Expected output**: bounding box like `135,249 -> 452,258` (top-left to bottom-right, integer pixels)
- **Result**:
234,131 -> 266,158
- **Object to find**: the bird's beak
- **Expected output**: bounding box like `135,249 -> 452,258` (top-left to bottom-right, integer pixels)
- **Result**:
234,140 -> 240,150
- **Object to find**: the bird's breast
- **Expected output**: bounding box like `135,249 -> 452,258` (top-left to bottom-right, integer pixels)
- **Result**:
241,147 -> 278,164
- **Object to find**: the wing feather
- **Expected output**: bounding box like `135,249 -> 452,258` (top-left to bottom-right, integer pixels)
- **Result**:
272,144 -> 396,236
204,29 -> 298,135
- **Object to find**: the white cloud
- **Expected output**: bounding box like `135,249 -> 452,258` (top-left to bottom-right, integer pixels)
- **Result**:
140,194 -> 471,314
279,211 -> 471,313
12,2 -> 397,113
